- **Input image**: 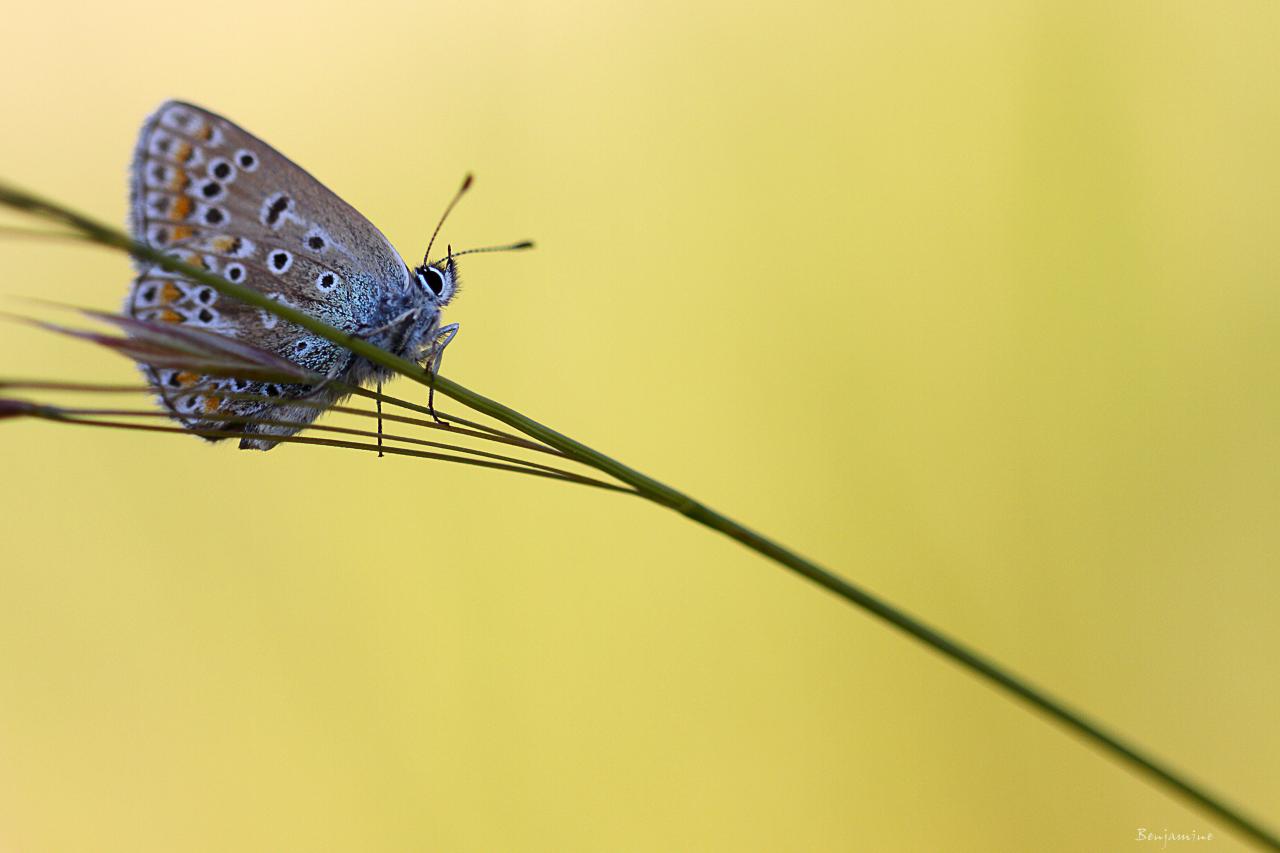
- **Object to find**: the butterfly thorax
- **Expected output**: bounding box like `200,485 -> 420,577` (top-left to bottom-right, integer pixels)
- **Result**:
347,251 -> 462,386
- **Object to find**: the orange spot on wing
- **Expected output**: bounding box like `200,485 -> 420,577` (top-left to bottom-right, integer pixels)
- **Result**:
170,225 -> 195,241
172,141 -> 192,163
160,309 -> 184,324
175,371 -> 199,387
202,396 -> 222,413
211,235 -> 236,252
159,282 -> 182,304
197,124 -> 213,141
167,168 -> 188,192
170,196 -> 193,220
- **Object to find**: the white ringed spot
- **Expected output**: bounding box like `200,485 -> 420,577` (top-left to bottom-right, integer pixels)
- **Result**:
267,249 -> 294,274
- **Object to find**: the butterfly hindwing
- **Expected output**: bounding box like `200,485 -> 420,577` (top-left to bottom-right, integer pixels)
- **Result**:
124,100 -> 414,447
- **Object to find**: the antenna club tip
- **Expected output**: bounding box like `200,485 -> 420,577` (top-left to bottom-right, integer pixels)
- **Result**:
461,173 -> 474,191
513,240 -> 535,250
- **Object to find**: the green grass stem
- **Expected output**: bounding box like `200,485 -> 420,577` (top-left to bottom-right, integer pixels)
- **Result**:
2,181 -> 1275,850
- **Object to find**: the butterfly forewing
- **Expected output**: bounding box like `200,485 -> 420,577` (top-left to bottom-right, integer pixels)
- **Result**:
124,100 -> 413,445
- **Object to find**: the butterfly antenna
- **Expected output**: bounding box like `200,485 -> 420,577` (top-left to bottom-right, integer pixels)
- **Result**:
451,240 -> 535,259
427,240 -> 534,267
423,173 -> 473,265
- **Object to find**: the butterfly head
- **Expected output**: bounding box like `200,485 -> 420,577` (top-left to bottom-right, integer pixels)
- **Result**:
412,173 -> 533,311
412,253 -> 458,307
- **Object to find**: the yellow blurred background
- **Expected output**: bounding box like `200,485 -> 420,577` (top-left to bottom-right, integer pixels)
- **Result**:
2,1 -> 1278,850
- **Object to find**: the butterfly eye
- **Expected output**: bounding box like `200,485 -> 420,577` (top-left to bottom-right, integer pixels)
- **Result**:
419,266 -> 445,297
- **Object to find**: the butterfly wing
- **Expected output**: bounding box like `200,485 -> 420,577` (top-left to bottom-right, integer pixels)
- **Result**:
124,100 -> 413,448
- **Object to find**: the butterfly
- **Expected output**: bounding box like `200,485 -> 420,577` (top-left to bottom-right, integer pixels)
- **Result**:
123,100 -> 524,450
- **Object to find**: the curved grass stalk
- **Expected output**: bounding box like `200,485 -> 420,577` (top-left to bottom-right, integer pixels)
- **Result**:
344,385 -> 541,446
0,224 -> 85,241
0,379 -> 154,392
0,376 -> 563,457
8,401 -> 630,492
40,405 -> 592,479
1,181 -> 1276,850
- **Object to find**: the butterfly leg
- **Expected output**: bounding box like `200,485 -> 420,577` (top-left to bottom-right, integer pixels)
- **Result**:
357,309 -> 418,344
348,310 -> 418,453
425,323 -> 460,425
